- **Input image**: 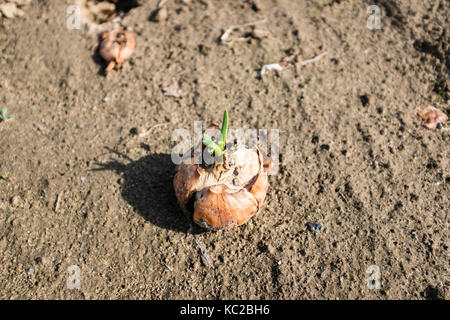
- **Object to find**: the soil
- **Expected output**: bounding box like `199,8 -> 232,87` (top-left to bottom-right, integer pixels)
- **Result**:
0,0 -> 449,300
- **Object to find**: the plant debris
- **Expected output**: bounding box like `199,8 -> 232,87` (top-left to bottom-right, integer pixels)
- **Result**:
261,52 -> 327,77
54,192 -> 63,212
97,30 -> 136,74
260,63 -> 283,76
163,80 -> 184,98
0,107 -> 14,122
282,51 -> 328,66
299,52 -> 328,66
138,123 -> 169,138
220,19 -> 267,45
417,106 -> 448,130
194,238 -> 212,267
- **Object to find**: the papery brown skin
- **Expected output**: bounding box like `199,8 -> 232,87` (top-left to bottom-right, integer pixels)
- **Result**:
174,140 -> 271,231
98,30 -> 136,74
417,106 -> 448,130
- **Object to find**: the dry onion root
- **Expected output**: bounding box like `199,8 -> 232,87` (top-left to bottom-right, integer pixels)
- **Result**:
98,30 -> 136,74
174,112 -> 272,231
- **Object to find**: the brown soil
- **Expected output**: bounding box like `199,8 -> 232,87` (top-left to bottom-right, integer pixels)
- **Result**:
0,0 -> 448,299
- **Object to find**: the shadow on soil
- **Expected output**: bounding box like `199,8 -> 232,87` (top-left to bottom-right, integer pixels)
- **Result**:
91,41 -> 109,76
94,149 -> 196,233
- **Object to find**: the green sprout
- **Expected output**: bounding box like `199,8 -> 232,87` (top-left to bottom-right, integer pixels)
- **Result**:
0,107 -> 14,122
202,110 -> 229,157
1,172 -> 11,180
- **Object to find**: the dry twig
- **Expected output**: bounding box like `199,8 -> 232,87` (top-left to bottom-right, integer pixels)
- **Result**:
221,19 -> 267,45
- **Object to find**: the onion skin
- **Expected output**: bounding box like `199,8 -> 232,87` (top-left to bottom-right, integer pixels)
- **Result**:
98,30 -> 136,74
417,106 -> 448,130
116,31 -> 136,63
174,142 -> 271,231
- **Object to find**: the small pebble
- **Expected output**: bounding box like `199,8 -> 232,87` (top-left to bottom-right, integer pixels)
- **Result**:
0,79 -> 9,89
151,6 -> 168,22
103,94 -> 116,102
0,3 -> 24,19
25,267 -> 33,275
10,196 -> 21,207
80,177 -> 86,183
307,222 -> 322,233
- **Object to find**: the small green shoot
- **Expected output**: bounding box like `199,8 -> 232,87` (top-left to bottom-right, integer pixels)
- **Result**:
0,107 -> 14,122
203,110 -> 229,157
219,110 -> 228,150
1,172 -> 11,180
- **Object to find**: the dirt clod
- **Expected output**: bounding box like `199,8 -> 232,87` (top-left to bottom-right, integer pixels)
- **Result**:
150,6 -> 168,22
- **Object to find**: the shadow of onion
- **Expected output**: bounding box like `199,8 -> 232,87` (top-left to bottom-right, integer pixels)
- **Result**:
94,150 -> 193,233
